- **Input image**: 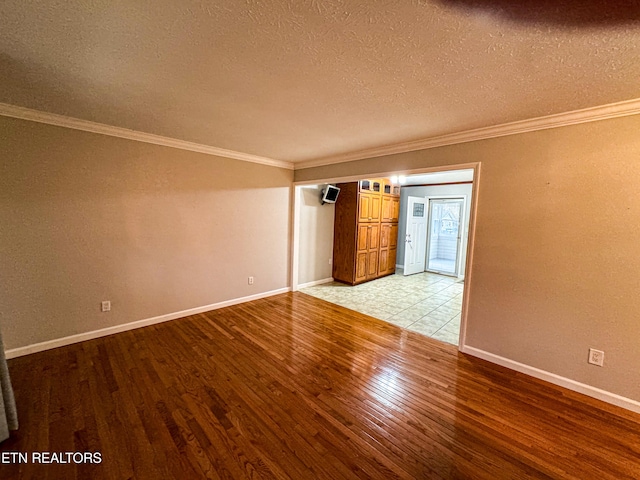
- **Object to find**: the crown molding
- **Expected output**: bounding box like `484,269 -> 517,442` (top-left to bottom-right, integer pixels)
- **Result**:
0,103 -> 294,170
4,98 -> 639,172
295,97 -> 640,170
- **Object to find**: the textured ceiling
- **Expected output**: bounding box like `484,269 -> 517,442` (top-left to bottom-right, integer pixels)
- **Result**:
1,0 -> 639,163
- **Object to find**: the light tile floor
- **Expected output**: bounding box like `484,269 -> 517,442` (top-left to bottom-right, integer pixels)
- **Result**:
300,272 -> 463,345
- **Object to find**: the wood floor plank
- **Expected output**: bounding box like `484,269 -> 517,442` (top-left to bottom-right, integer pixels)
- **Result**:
1,292 -> 640,479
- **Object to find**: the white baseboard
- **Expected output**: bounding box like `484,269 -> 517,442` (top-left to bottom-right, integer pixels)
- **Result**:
297,277 -> 334,290
5,287 -> 291,359
461,345 -> 640,414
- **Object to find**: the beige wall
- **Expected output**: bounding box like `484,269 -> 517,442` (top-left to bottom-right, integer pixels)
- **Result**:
296,115 -> 640,402
297,186 -> 335,286
0,116 -> 292,350
3,111 -> 640,403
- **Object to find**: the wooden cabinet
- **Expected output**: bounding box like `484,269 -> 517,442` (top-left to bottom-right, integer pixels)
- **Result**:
377,247 -> 399,277
382,178 -> 401,196
358,193 -> 381,223
379,224 -> 398,250
378,215 -> 398,277
381,196 -> 400,222
355,252 -> 367,282
333,178 -> 401,285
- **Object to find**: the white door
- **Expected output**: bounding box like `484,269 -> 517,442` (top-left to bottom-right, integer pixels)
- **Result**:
403,196 -> 427,275
426,199 -> 464,276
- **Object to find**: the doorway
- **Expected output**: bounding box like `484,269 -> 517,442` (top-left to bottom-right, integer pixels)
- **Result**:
425,198 -> 464,276
402,193 -> 469,280
292,165 -> 478,349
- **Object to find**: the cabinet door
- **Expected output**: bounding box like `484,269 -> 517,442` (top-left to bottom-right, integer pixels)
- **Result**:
381,197 -> 393,222
389,248 -> 397,273
391,197 -> 400,222
355,252 -> 367,282
369,224 -> 380,250
382,179 -> 393,196
357,224 -> 369,251
370,195 -> 382,222
359,180 -> 370,192
380,224 -> 391,248
367,251 -> 378,278
378,249 -> 389,276
389,224 -> 398,248
358,194 -> 372,222
382,178 -> 401,196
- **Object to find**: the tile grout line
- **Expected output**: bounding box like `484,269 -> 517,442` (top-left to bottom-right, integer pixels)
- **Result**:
301,272 -> 463,345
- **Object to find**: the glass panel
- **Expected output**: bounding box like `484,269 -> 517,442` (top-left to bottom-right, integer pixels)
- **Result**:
427,201 -> 461,274
413,203 -> 424,217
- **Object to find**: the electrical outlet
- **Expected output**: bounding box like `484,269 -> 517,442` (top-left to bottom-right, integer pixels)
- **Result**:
588,348 -> 604,367
248,276 -> 254,285
329,258 -> 332,265
101,300 -> 111,312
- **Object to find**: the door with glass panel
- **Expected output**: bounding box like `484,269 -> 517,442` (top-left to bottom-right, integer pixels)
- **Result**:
403,196 -> 427,275
426,199 -> 464,276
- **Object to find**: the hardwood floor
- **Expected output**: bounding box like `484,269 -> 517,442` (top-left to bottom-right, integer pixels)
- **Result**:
1,292 -> 639,479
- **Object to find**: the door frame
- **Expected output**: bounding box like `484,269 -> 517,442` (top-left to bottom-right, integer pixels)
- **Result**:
424,195 -> 468,279
291,162 -> 481,352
